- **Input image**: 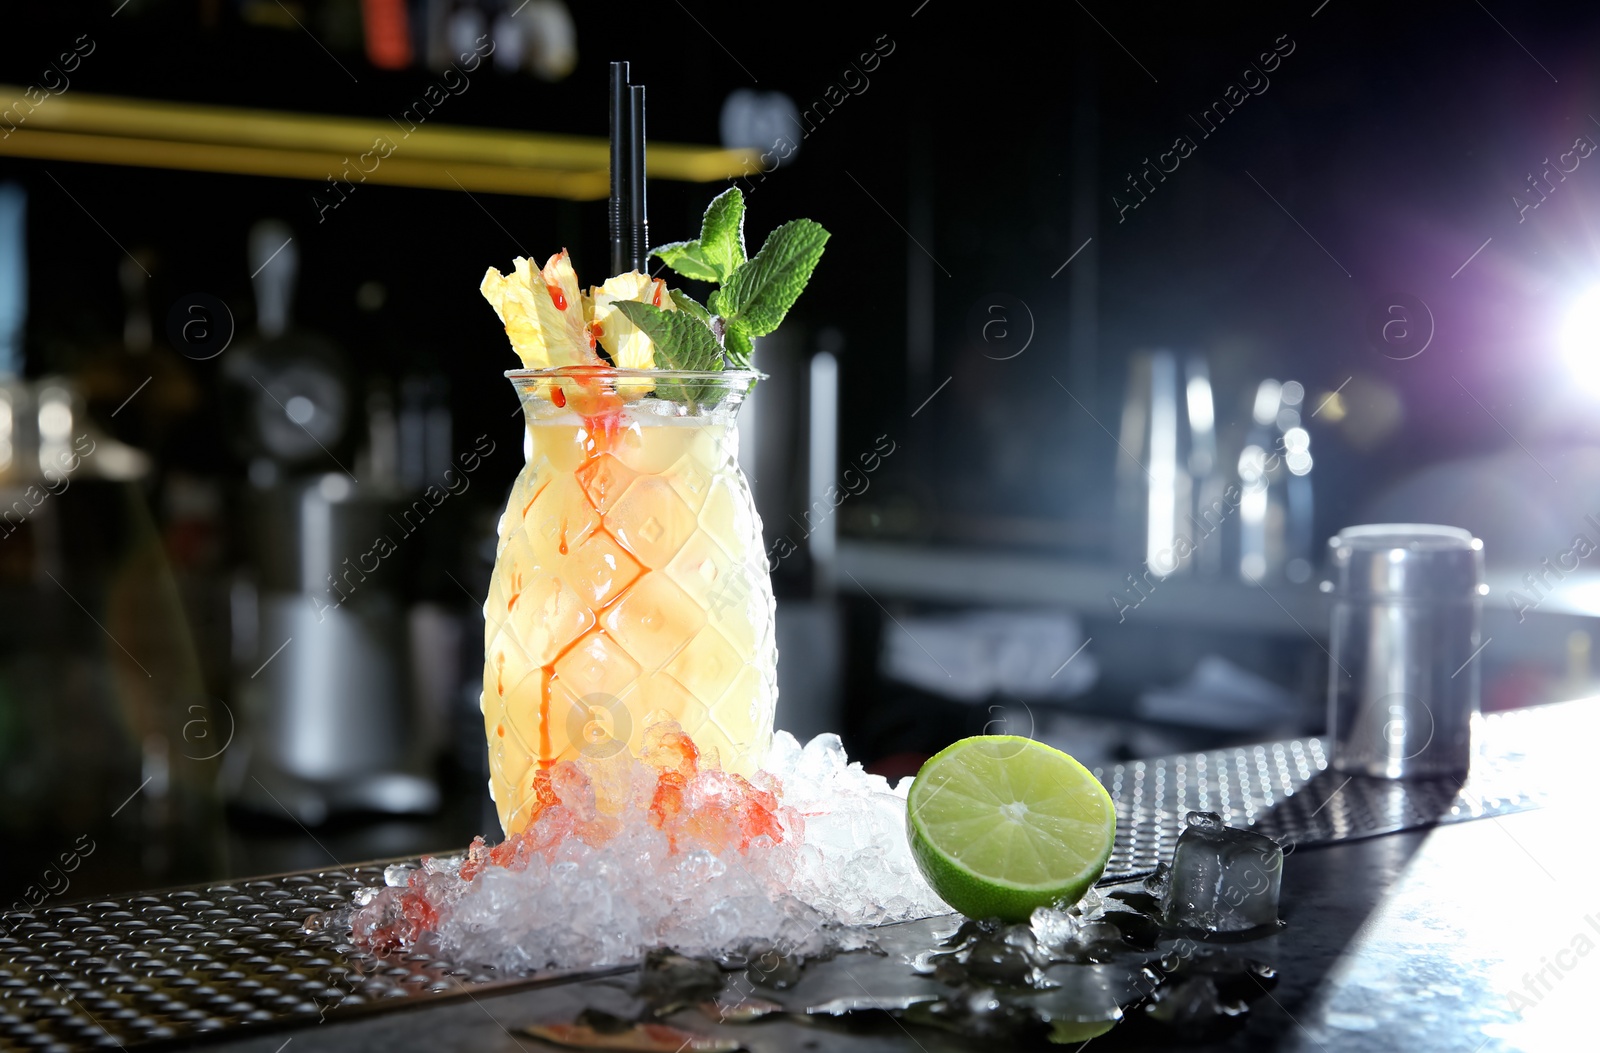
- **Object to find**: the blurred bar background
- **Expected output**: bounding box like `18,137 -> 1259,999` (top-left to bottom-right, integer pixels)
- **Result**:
3,0 -> 1600,906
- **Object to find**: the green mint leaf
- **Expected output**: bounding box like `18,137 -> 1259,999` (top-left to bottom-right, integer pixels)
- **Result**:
697,187 -> 746,282
717,219 -> 830,337
650,240 -> 721,283
612,300 -> 723,371
722,323 -> 754,369
669,288 -> 712,326
706,288 -> 725,317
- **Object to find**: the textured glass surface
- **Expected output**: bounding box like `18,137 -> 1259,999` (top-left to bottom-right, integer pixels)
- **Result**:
481,370 -> 777,835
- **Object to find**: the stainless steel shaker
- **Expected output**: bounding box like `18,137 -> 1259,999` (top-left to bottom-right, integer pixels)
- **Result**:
1116,351 -> 1219,577
1324,524 -> 1486,778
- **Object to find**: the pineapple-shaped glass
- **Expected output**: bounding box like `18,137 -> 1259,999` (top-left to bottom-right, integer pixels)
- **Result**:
481,367 -> 777,835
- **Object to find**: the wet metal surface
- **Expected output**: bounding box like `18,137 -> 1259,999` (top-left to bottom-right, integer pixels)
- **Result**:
0,699 -> 1587,1050
1282,804 -> 1600,1053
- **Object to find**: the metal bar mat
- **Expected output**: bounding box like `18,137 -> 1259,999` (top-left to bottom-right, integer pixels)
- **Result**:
0,699 -> 1587,1051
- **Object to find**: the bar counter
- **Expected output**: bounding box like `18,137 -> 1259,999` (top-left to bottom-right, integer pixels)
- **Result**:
2,700 -> 1590,1053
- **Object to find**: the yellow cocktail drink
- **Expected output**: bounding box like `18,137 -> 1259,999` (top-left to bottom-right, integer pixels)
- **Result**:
481,368 -> 775,834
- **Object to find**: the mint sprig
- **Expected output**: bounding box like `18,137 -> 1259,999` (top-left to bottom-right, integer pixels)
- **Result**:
612,300 -> 723,371
716,219 -> 829,338
698,188 -> 747,280
650,187 -> 746,284
722,326 -> 754,370
649,243 -> 720,283
648,186 -> 828,374
669,288 -> 712,325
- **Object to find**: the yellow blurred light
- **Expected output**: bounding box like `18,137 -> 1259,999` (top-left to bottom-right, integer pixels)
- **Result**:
0,86 -> 757,201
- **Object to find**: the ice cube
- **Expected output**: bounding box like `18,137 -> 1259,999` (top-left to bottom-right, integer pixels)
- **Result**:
762,730 -> 803,783
1159,811 -> 1282,932
792,732 -> 850,791
1029,904 -> 1081,956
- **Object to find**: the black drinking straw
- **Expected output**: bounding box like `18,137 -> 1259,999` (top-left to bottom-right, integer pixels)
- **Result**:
628,84 -> 649,274
608,61 -> 630,277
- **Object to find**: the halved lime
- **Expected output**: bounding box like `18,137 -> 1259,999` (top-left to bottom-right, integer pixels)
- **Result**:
906,736 -> 1116,923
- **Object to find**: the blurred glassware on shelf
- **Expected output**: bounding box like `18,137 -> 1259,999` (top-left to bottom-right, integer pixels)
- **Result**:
424,0 -> 576,81
1115,351 -> 1223,577
721,89 -> 802,165
0,176 -> 215,895
1237,378 -> 1314,584
361,0 -> 414,70
1186,357 -> 1224,578
0,379 -> 217,896
68,240 -> 203,456
0,378 -> 150,489
806,348 -> 839,585
428,0 -> 487,71
398,374 -> 451,492
515,0 -> 578,81
0,182 -> 26,379
117,255 -> 151,354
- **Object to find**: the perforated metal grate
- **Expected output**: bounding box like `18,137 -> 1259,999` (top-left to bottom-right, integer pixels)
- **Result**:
1249,705 -> 1572,849
1094,737 -> 1328,880
0,701 -> 1583,1050
0,866 -> 560,1051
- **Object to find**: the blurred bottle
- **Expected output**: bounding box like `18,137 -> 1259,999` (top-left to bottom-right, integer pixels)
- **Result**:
361,0 -> 413,69
1237,379 -> 1314,584
1184,357 -> 1225,577
0,183 -> 25,379
419,0 -> 576,79
0,182 -> 219,898
1116,351 -> 1223,577
398,374 -> 451,491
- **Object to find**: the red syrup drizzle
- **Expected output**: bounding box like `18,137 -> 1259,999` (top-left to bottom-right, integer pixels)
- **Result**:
527,367 -> 627,770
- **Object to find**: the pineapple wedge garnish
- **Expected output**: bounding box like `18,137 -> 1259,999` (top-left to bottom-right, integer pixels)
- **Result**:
480,249 -> 602,370
589,271 -> 674,370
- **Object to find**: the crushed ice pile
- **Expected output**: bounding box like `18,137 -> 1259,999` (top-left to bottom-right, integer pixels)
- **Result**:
346,723 -> 948,972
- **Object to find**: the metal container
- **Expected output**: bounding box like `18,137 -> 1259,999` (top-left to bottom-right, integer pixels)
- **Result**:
1324,524 -> 1485,778
230,473 -> 437,821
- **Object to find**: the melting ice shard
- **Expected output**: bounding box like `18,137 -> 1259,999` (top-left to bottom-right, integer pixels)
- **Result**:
1158,811 -> 1282,933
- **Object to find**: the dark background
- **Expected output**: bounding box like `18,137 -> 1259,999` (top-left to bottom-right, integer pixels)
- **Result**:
6,1 -> 1597,546
4,0 -> 1600,902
